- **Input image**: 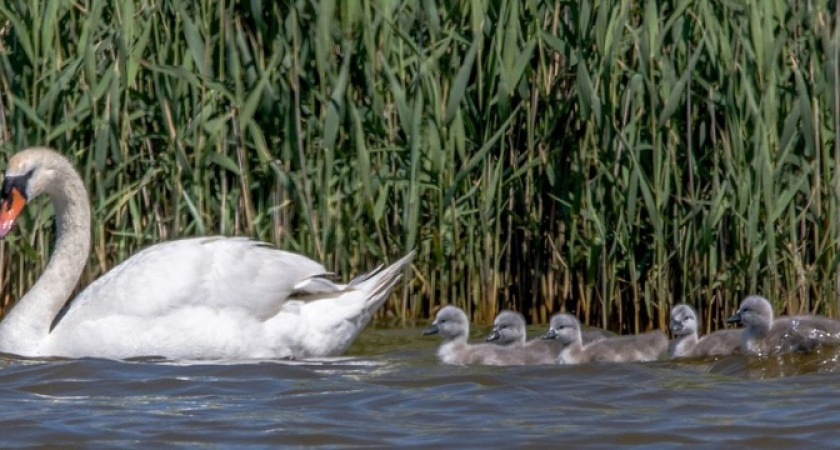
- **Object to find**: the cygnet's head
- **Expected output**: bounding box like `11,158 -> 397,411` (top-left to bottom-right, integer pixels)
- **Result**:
727,295 -> 774,330
423,305 -> 469,339
486,310 -> 527,344
541,313 -> 581,345
670,304 -> 698,337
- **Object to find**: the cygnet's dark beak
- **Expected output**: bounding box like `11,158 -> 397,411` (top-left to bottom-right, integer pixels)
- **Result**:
671,323 -> 684,333
727,312 -> 742,324
541,329 -> 557,340
485,330 -> 501,342
422,324 -> 440,335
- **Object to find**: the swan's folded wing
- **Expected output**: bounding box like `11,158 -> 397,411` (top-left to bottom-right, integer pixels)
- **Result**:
292,276 -> 343,295
52,237 -> 330,330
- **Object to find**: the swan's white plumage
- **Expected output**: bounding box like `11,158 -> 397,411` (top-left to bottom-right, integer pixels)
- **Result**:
0,147 -> 413,360
49,239 -> 412,359
56,237 -> 327,323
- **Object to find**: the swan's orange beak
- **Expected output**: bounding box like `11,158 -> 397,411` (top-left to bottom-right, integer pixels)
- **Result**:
0,187 -> 25,238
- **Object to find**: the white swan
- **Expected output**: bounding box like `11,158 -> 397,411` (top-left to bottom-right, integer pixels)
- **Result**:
0,147 -> 413,360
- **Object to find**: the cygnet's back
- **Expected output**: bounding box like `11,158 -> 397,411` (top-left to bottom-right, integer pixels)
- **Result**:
543,314 -> 667,364
423,306 -> 533,365
727,295 -> 840,355
669,304 -> 741,358
581,326 -> 617,344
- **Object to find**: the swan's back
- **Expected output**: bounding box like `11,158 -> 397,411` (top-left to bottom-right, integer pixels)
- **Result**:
47,239 -> 412,359
53,237 -> 327,328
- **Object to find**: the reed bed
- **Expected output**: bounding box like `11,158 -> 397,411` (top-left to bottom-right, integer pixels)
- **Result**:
0,0 -> 838,333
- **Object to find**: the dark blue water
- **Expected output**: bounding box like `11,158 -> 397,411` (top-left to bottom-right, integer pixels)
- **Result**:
2,326 -> 840,447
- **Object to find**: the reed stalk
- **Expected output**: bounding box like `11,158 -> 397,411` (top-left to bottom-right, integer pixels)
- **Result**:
0,0 -> 838,332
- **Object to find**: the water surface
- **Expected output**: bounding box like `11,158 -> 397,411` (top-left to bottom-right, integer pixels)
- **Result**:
2,325 -> 840,447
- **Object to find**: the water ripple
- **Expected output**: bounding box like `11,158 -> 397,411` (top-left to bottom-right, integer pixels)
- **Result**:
2,328 -> 840,446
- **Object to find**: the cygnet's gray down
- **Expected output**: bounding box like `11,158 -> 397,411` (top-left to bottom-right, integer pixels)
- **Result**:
669,304 -> 741,358
727,295 -> 840,355
487,310 -> 615,346
423,306 -> 532,365
542,313 -> 667,364
484,310 -> 555,364
485,310 -> 616,364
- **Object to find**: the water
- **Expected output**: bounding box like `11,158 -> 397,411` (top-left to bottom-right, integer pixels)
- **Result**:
2,325 -> 840,447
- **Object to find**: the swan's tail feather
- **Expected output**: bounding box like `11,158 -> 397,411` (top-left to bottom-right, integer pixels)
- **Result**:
348,265 -> 382,287
354,251 -> 415,314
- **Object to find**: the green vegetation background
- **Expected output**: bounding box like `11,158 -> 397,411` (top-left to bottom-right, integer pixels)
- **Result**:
0,0 -> 838,333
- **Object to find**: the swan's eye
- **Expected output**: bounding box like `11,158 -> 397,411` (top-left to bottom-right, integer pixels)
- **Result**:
1,169 -> 34,200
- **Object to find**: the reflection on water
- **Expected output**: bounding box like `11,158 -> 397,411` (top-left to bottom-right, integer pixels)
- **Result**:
2,325 -> 840,447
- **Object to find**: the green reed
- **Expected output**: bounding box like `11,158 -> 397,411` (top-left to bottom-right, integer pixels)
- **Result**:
0,0 -> 838,333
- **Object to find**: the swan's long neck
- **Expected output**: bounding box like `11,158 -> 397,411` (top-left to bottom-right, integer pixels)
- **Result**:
0,162 -> 90,355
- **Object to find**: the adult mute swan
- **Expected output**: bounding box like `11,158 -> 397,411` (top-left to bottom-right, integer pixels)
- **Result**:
0,147 -> 413,360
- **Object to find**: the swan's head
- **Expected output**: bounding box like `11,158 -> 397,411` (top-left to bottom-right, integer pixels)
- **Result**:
0,148 -> 74,237
423,305 -> 469,339
541,313 -> 581,345
727,295 -> 774,329
486,310 -> 526,344
670,304 -> 699,337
